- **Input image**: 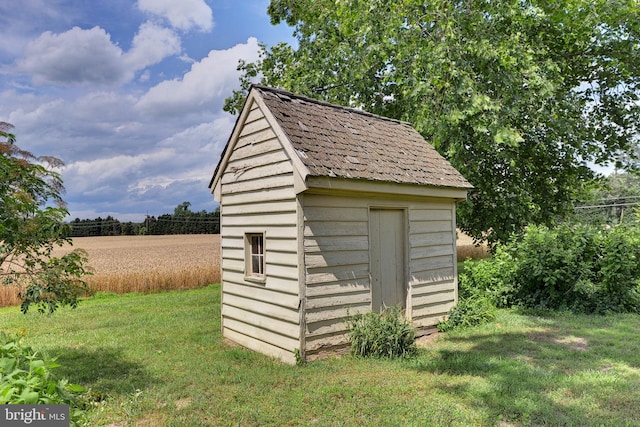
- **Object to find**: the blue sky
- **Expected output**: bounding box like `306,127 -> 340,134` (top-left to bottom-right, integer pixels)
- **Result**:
0,0 -> 294,221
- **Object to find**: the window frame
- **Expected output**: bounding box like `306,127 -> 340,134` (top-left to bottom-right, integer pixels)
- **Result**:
244,232 -> 266,283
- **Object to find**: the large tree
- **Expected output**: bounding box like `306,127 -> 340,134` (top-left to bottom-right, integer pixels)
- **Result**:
225,0 -> 640,244
0,122 -> 90,313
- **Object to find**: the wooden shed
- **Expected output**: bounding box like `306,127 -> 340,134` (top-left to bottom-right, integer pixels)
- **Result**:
209,85 -> 472,364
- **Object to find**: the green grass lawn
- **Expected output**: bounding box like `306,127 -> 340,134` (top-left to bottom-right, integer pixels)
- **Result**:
1,285 -> 639,426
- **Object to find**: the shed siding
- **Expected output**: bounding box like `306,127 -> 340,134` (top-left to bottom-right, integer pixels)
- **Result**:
408,204 -> 457,328
302,193 -> 458,355
219,102 -> 299,364
302,194 -> 370,354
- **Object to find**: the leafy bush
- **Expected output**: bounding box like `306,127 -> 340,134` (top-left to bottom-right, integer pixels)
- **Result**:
437,256 -> 504,332
458,245 -> 517,308
0,332 -> 86,423
460,224 -> 640,314
348,306 -> 417,359
437,296 -> 496,332
592,225 -> 640,312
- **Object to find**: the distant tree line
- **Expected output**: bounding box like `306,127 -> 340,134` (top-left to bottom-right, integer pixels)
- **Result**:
68,202 -> 220,237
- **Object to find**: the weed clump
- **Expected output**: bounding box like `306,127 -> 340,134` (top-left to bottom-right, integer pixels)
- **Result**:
438,297 -> 496,332
348,306 -> 417,359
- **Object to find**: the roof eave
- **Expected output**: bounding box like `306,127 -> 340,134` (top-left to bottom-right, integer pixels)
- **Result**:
305,176 -> 471,200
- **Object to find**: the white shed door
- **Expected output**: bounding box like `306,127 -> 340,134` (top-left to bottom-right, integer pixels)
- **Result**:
370,208 -> 406,312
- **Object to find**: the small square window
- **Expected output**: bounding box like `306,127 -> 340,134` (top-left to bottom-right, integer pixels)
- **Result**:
246,233 -> 265,281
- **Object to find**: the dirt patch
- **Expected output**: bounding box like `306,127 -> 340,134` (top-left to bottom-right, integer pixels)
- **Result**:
132,415 -> 165,427
416,330 -> 440,348
552,336 -> 589,351
529,331 -> 589,351
175,398 -> 191,410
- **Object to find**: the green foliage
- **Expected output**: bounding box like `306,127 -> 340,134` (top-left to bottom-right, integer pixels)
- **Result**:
145,204 -> 220,235
348,306 -> 417,359
592,226 -> 640,313
461,224 -> 640,314
0,122 -> 90,314
19,249 -> 91,314
0,332 -> 85,423
438,257 -> 504,332
227,0 -> 640,246
459,246 -> 517,308
437,297 -> 496,332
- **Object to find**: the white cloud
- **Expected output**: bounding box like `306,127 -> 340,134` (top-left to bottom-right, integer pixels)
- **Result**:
65,149 -> 174,191
0,0 -> 73,57
138,70 -> 151,82
136,37 -> 260,116
16,26 -> 127,85
61,116 -> 233,203
13,23 -> 181,87
158,118 -> 232,149
125,21 -> 181,71
136,0 -> 214,32
0,0 -> 287,221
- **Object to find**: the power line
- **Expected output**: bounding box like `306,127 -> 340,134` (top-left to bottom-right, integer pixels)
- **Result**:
154,217 -> 219,224
574,202 -> 640,209
66,221 -> 122,228
596,195 -> 640,201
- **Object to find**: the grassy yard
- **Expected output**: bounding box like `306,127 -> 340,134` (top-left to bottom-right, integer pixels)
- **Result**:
0,286 -> 639,426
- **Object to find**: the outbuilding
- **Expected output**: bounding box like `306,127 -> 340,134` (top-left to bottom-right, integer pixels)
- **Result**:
209,85 -> 472,364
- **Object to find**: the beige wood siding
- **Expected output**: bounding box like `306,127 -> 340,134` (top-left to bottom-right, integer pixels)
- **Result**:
219,102 -> 299,364
302,194 -> 371,355
302,193 -> 458,354
408,203 -> 457,329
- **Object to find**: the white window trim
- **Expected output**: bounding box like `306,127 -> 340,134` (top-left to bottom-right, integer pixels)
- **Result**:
244,232 -> 266,283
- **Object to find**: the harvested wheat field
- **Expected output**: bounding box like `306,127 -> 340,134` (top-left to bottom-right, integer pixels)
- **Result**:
70,234 -> 221,294
0,235 -> 220,307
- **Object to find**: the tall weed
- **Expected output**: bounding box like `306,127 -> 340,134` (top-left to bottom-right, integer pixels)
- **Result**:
348,306 -> 417,359
437,296 -> 496,332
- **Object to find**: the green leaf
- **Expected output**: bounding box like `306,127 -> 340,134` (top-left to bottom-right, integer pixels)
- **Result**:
19,389 -> 40,404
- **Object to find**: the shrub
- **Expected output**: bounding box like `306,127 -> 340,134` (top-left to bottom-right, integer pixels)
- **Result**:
592,225 -> 640,313
348,306 -> 417,359
0,332 -> 86,423
459,224 -> 640,314
437,296 -> 496,332
511,224 -> 640,313
507,224 -> 596,310
437,256 -> 504,332
459,244 -> 517,308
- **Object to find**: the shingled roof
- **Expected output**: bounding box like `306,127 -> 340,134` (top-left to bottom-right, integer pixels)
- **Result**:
253,86 -> 472,189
